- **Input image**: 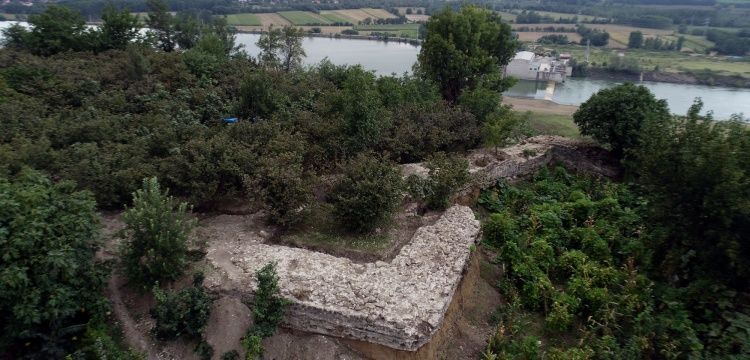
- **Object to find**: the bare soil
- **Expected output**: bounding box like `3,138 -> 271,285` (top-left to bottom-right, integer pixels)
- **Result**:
504,96 -> 579,116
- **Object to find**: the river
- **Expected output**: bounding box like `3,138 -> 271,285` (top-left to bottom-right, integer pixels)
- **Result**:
1,22 -> 748,119
238,33 -> 748,119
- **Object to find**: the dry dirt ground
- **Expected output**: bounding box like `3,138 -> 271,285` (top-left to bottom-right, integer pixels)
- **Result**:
504,96 -> 579,116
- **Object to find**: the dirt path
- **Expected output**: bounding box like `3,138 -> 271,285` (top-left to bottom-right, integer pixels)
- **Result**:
504,96 -> 579,116
107,273 -> 159,360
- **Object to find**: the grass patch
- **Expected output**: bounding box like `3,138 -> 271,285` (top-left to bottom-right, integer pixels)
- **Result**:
276,203 -> 392,255
319,11 -> 353,24
355,23 -> 421,38
224,13 -> 261,26
278,11 -> 332,25
527,113 -> 581,138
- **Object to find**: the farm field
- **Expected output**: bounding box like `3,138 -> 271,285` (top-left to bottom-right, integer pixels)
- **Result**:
516,32 -> 582,43
543,44 -> 750,77
318,11 -> 353,24
278,11 -> 332,25
360,8 -> 397,19
224,13 -> 261,26
354,23 -> 421,38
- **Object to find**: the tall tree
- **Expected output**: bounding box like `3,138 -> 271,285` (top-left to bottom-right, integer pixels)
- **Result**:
25,5 -> 88,56
256,26 -> 283,67
417,5 -> 517,103
98,4 -> 140,51
146,0 -> 175,52
174,12 -> 202,50
280,26 -> 306,72
628,31 -> 644,49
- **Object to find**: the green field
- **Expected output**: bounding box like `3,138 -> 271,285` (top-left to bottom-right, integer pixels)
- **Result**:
526,113 -> 581,138
278,11 -> 332,25
545,44 -> 750,77
224,13 -> 261,26
354,23 -> 421,38
319,12 -> 352,24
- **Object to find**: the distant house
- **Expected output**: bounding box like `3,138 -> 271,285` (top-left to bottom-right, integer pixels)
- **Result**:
504,51 -> 572,83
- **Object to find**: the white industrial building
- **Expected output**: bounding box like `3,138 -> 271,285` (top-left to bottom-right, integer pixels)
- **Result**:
503,51 -> 572,83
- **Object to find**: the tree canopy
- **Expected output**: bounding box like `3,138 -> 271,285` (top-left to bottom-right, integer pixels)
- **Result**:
573,83 -> 670,158
0,170 -> 108,358
417,5 -> 517,103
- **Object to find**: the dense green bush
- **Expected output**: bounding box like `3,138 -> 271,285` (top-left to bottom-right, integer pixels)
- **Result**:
573,83 -> 670,158
330,152 -> 403,233
481,167 -> 701,359
0,170 -> 109,358
150,273 -> 212,340
408,152 -> 470,210
249,263 -> 289,338
121,177 -> 195,288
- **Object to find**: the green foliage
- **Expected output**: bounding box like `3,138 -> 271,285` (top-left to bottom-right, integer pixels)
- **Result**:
242,335 -> 263,360
480,167 -> 701,359
221,350 -> 240,360
98,4 -> 141,52
150,273 -> 212,340
67,323 -> 145,360
0,169 -> 108,358
483,106 -> 528,154
573,83 -> 670,158
194,338 -> 214,360
256,26 -> 306,71
418,5 -> 517,102
631,100 -> 750,356
424,152 -> 469,210
628,31 -> 644,49
121,177 -> 195,288
330,152 -> 403,233
248,263 -> 289,338
146,0 -> 176,52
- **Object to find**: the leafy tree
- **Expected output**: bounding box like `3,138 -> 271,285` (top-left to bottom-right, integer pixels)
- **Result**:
0,170 -> 108,358
280,26 -> 306,72
573,83 -> 670,158
628,31 -> 643,49
97,4 -> 140,51
146,0 -> 176,52
120,177 -> 195,288
150,273 -> 212,340
174,12 -> 203,50
342,71 -> 391,153
249,263 -> 289,338
330,153 -> 403,233
7,5 -> 90,56
256,26 -> 306,71
483,106 -> 528,155
417,5 -> 517,102
245,132 -> 314,227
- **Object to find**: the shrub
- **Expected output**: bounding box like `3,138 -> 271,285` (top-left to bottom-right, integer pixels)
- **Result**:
420,152 -> 470,210
249,263 -> 289,338
194,339 -> 214,360
221,350 -> 240,360
0,170 -> 108,358
121,177 -> 195,287
242,335 -> 263,360
330,153 -> 403,233
150,273 -> 213,340
482,211 -> 519,247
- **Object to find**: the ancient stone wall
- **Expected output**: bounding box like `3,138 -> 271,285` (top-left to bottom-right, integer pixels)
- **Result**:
203,136 -> 618,352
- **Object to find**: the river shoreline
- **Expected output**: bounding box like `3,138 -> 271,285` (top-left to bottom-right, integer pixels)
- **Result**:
586,68 -> 750,89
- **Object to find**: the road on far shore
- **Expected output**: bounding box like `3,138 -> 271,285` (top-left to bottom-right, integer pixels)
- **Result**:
503,96 -> 579,116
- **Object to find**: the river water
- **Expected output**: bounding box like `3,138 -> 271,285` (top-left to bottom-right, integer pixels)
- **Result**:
1,22 -> 747,119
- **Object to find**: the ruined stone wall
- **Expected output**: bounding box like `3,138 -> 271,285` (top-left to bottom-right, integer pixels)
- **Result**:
203,136 -> 618,352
